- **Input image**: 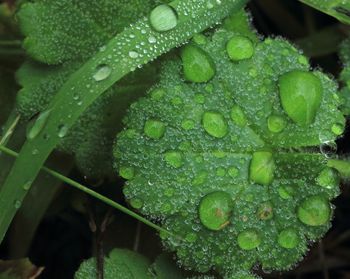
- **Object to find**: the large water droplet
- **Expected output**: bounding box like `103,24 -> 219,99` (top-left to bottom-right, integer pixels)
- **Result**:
198,191 -> 232,231
93,64 -> 112,81
237,230 -> 261,250
297,195 -> 331,226
149,4 -> 178,32
202,111 -> 228,138
26,110 -> 51,140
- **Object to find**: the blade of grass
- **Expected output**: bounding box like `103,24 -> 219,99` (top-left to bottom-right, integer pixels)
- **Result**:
299,0 -> 350,24
0,0 -> 248,243
0,144 -> 171,237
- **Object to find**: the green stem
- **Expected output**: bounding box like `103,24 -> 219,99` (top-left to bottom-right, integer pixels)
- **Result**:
0,40 -> 22,46
0,144 -> 170,236
0,112 -> 20,146
0,0 -> 248,244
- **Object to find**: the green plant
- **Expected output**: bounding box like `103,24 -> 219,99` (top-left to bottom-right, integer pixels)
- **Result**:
114,27 -> 346,277
0,0 -> 350,278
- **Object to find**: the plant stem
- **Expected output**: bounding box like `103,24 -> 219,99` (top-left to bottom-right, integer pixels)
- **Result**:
0,40 -> 21,46
0,144 -> 171,236
0,113 -> 20,146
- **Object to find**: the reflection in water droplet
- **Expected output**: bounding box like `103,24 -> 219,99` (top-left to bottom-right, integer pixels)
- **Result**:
320,141 -> 337,158
93,64 -> 112,81
26,110 -> 51,140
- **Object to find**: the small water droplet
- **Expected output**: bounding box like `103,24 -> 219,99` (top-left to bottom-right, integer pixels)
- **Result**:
23,182 -> 32,191
129,51 -> 139,58
93,64 -> 112,81
148,36 -> 157,44
58,124 -> 69,138
14,200 -> 22,209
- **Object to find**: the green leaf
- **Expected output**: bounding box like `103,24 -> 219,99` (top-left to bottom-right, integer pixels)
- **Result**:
0,0 -> 249,244
339,38 -> 350,115
74,249 -> 152,279
299,0 -> 350,24
151,254 -> 184,279
16,0 -> 158,178
115,29 -> 344,276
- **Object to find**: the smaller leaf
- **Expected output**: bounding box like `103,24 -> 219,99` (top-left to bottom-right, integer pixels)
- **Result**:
151,254 -> 184,279
75,249 -> 152,279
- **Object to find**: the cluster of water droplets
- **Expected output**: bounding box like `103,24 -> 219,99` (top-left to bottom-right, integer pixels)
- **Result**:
114,25 -> 346,276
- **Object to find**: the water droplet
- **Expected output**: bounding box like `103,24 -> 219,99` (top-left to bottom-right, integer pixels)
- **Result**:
129,198 -> 143,209
202,111 -> 228,138
267,115 -> 287,133
149,4 -> 178,32
297,195 -> 331,226
249,151 -> 275,186
181,44 -> 216,83
331,123 -> 344,135
129,50 -> 139,58
119,166 -> 135,180
148,36 -> 157,44
278,228 -> 299,249
237,230 -> 261,250
58,124 -> 68,138
279,70 -> 322,126
198,191 -> 232,231
26,110 -> 51,140
317,167 -> 339,189
164,151 -> 183,168
14,200 -> 22,209
23,182 -> 31,191
230,105 -> 247,127
226,35 -> 254,61
320,141 -> 337,158
144,119 -> 166,139
93,64 -> 112,81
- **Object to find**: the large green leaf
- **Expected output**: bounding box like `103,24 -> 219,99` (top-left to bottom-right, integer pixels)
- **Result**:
0,0 -> 248,244
115,29 -> 345,277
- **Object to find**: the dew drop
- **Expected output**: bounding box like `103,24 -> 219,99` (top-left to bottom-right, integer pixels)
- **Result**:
237,230 -> 261,250
278,228 -> 299,249
129,51 -> 139,59
202,111 -> 228,138
198,191 -> 232,231
23,181 -> 31,191
148,36 -> 157,44
58,124 -> 69,138
26,110 -> 51,140
149,4 -> 178,32
297,195 -> 331,226
14,200 -> 22,209
93,64 -> 112,81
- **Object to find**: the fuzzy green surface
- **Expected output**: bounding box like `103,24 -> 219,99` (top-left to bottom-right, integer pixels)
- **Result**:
115,28 -> 344,277
15,0 -> 157,178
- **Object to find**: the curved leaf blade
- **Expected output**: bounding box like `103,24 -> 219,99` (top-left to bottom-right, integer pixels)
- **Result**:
0,0 -> 249,243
